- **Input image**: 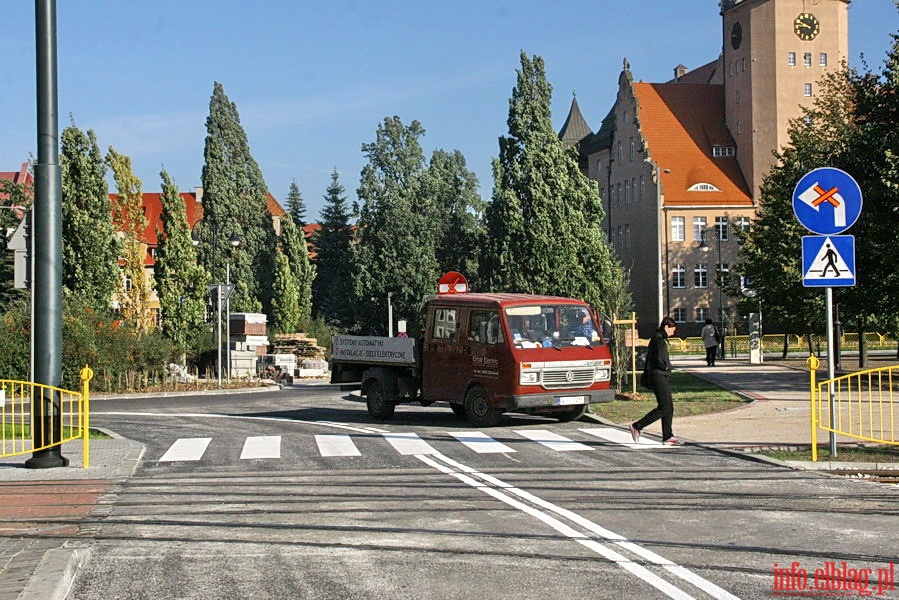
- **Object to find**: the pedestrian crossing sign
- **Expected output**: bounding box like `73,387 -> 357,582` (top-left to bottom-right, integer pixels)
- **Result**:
802,235 -> 855,287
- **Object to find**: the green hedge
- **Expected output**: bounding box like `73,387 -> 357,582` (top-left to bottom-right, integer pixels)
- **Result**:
0,298 -> 177,391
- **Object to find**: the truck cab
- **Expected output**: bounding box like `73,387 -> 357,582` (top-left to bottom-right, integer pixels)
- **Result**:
419,293 -> 614,426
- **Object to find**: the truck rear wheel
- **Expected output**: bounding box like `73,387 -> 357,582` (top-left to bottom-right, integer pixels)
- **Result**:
366,382 -> 396,419
464,386 -> 502,427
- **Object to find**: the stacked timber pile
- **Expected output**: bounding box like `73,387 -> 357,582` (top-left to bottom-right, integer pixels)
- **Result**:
271,333 -> 329,375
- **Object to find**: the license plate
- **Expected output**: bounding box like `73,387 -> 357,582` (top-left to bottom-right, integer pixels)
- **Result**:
555,395 -> 586,406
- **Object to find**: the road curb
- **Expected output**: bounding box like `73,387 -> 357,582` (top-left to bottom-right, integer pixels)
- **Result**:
19,544 -> 92,600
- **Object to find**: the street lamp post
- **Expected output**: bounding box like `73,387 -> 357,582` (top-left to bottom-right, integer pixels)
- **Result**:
225,233 -> 240,381
699,226 -> 726,358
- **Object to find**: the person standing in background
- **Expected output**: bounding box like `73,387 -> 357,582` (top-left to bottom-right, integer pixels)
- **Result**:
701,318 -> 718,367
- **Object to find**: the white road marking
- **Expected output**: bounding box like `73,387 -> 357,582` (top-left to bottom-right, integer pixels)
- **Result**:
418,452 -> 741,600
240,435 -> 281,460
315,434 -> 362,457
579,427 -> 678,450
512,429 -> 593,451
158,437 -> 211,462
448,431 -> 515,454
382,432 -> 439,455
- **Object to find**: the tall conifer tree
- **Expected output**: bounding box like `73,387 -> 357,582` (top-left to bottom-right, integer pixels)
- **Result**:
285,180 -> 306,228
61,123 -> 121,311
480,52 -> 623,313
198,81 -> 276,313
155,170 -> 210,362
312,169 -> 354,328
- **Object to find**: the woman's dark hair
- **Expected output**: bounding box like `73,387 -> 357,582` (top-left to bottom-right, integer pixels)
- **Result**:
705,318 -> 713,324
660,316 -> 677,329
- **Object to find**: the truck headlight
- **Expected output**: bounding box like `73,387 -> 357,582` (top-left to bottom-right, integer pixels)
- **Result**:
520,372 -> 539,385
594,368 -> 610,382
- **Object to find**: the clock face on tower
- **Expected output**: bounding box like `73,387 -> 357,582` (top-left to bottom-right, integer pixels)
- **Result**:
794,12 -> 819,41
730,22 -> 742,49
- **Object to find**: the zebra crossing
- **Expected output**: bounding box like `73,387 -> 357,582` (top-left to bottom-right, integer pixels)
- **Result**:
154,427 -> 679,464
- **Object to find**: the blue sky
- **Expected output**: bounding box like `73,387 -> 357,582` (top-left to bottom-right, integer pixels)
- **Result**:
2,1 -> 897,219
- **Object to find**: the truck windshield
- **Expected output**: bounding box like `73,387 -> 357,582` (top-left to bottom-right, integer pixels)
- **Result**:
504,304 -> 601,348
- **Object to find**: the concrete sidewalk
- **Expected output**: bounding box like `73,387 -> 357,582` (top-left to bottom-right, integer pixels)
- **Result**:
636,356 -> 825,447
0,358 -> 890,599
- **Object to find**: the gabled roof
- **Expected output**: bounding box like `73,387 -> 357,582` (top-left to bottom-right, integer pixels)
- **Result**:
634,82 -> 751,206
559,96 -> 592,147
0,163 -> 33,204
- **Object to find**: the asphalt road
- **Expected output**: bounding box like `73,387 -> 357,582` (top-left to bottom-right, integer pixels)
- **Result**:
67,384 -> 899,599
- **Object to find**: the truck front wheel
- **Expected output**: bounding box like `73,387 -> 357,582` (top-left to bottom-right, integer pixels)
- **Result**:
366,382 -> 396,419
554,405 -> 588,422
464,386 -> 502,427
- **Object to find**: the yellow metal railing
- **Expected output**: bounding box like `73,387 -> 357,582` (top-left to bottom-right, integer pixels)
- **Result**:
0,365 -> 93,467
809,357 -> 898,461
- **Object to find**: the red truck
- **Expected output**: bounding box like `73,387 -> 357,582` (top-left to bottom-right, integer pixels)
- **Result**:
330,284 -> 614,426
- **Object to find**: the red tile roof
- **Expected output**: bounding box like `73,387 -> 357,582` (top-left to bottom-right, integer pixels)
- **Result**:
634,83 -> 752,207
0,163 -> 33,205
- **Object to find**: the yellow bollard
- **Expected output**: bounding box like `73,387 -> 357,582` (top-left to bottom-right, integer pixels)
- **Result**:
80,365 -> 94,468
807,356 -> 820,461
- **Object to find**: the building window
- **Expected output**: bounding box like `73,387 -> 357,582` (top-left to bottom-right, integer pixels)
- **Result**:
693,217 -> 707,242
671,217 -> 685,242
741,58 -> 746,71
618,142 -> 623,162
671,264 -> 686,288
695,307 -> 710,323
688,183 -> 722,192
715,216 -> 729,242
819,52 -> 828,67
712,146 -> 735,157
736,216 -> 750,232
616,226 -> 623,249
804,83 -> 813,97
616,183 -> 622,206
694,264 -> 709,288
624,224 -> 631,248
804,52 -> 812,67
624,180 -> 629,205
672,308 -> 686,323
737,120 -> 743,134
736,89 -> 740,104
632,178 -> 637,202
629,137 -> 635,161
639,175 -> 645,201
788,52 -> 796,66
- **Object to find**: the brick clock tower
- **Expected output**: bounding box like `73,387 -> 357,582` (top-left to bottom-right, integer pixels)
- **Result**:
721,0 -> 849,200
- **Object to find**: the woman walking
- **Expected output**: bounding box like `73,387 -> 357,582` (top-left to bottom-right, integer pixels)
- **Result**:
631,316 -> 681,445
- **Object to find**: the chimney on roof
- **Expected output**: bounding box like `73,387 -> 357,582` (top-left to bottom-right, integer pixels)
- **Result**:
674,64 -> 688,80
194,187 -> 203,203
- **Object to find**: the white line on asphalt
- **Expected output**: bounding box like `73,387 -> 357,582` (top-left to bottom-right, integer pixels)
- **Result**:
512,429 -> 593,451
448,431 -> 516,454
240,435 -> 281,460
315,434 -> 362,457
158,437 -> 211,462
579,427 -> 678,450
416,452 -> 741,600
382,432 -> 439,455
94,412 -> 389,434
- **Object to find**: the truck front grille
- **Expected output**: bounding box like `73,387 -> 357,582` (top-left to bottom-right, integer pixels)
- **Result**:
542,367 -> 595,389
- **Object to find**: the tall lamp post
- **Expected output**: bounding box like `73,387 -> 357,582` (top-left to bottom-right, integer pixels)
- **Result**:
699,226 -> 726,358
225,233 -> 240,381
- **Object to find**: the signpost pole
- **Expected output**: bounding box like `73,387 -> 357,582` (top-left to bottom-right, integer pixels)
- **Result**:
825,287 -> 837,457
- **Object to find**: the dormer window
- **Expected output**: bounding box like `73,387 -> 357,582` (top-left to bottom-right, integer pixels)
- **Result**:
712,145 -> 735,157
688,183 -> 721,192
